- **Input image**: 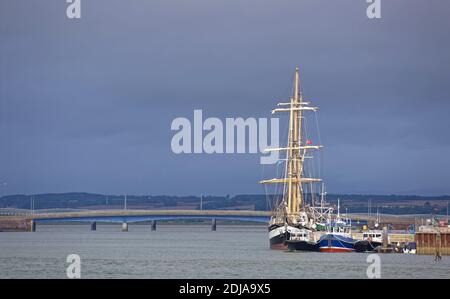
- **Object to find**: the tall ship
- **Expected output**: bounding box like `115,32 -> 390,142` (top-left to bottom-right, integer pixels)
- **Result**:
261,67 -> 324,250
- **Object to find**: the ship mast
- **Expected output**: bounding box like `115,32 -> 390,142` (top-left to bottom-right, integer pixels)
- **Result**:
287,67 -> 302,216
261,67 -> 322,224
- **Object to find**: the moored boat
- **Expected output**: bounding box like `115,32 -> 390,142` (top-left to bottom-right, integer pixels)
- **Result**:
354,230 -> 383,252
318,233 -> 356,252
318,199 -> 356,252
354,210 -> 384,252
285,228 -> 320,252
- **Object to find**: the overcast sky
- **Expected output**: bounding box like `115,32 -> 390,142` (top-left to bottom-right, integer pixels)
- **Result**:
1,0 -> 449,196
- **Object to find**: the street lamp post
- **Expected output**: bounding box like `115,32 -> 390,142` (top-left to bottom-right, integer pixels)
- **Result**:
447,201 -> 449,224
1,181 -> 7,197
29,196 -> 35,215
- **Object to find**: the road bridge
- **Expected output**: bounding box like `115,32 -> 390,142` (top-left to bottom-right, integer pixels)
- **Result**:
0,209 -> 423,232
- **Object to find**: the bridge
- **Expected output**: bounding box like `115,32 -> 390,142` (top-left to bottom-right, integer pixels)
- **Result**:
0,208 -> 423,232
27,209 -> 272,232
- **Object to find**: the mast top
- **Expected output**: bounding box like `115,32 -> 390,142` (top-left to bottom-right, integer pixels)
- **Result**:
294,67 -> 300,102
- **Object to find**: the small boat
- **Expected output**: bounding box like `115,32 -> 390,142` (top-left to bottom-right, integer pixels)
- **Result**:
354,210 -> 384,252
285,228 -> 319,252
402,242 -> 416,254
354,231 -> 383,252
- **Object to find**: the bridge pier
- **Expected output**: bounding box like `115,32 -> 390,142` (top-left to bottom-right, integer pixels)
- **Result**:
91,221 -> 97,231
211,218 -> 216,231
30,220 -> 36,232
122,222 -> 128,232
151,220 -> 156,231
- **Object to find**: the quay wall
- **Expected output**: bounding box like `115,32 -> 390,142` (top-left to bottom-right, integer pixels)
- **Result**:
415,227 -> 450,256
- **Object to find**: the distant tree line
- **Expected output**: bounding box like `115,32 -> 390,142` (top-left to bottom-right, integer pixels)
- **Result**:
0,192 -> 449,215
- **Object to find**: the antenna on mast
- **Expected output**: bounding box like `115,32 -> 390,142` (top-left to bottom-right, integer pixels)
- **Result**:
320,182 -> 326,208
337,198 -> 340,218
447,201 -> 448,224
375,206 -> 380,228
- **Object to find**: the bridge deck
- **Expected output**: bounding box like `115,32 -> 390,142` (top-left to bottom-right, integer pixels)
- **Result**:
30,209 -> 271,219
0,209 -> 423,225
29,210 -> 273,224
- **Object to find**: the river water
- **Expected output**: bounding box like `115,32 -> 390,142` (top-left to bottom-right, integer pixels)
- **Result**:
0,224 -> 449,279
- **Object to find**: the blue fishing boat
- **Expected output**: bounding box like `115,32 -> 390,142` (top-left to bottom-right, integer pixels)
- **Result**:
318,232 -> 356,252
318,199 -> 357,252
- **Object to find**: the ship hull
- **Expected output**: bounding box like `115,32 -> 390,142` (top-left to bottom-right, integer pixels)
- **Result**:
270,236 -> 289,250
268,225 -> 290,250
318,233 -> 356,252
285,240 -> 319,252
354,240 -> 382,253
319,246 -> 353,253
268,225 -> 319,250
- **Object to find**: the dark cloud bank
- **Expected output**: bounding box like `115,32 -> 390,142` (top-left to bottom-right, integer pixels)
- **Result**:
0,0 -> 449,196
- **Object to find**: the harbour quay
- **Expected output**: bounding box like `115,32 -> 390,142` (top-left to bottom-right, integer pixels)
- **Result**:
415,226 -> 450,256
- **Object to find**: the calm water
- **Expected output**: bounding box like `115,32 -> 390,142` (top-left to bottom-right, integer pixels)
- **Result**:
0,224 -> 449,279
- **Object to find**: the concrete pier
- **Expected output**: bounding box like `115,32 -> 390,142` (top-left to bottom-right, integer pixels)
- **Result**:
211,218 -> 216,231
121,222 -> 128,232
382,227 -> 388,248
377,226 -> 395,253
151,220 -> 156,231
91,221 -> 96,231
